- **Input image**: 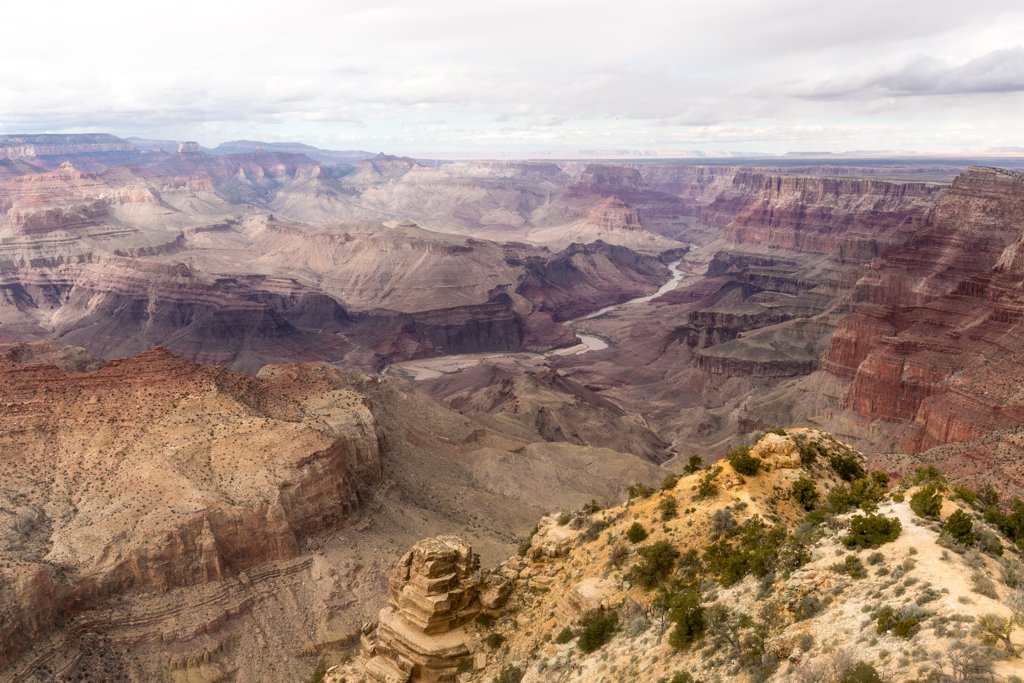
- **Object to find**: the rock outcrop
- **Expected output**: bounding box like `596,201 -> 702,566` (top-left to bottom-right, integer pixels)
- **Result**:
358,536 -> 483,683
0,345 -> 382,668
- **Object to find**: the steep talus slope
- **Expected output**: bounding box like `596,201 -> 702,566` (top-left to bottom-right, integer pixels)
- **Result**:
823,167 -> 1024,453
335,430 -> 1024,683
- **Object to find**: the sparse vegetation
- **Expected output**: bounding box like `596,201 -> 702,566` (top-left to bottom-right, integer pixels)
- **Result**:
831,554 -> 867,579
659,496 -> 679,521
683,455 -> 704,474
977,613 -> 1017,655
794,436 -> 827,467
493,665 -> 524,683
727,445 -> 761,476
628,483 -> 655,500
485,632 -> 506,649
943,509 -> 975,546
670,672 -> 698,683
577,608 -> 618,653
695,466 -> 721,500
843,514 -> 902,549
517,525 -> 538,556
838,661 -> 883,683
792,477 -> 819,511
628,541 -> 681,589
710,508 -> 736,536
876,606 -> 922,639
626,522 -> 648,543
656,580 -> 705,649
661,474 -> 681,491
910,484 -> 943,519
608,541 -> 630,568
307,659 -> 327,683
910,465 -> 947,488
828,447 -> 866,482
703,517 -> 789,586
953,485 -> 978,507
554,626 -> 575,644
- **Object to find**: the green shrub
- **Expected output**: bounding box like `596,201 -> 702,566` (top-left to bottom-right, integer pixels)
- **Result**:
475,613 -> 496,628
838,661 -> 883,683
954,485 -> 978,506
577,609 -> 618,653
792,477 -> 819,511
557,511 -> 572,525
875,606 -> 921,639
910,484 -> 943,519
628,541 -> 681,589
825,485 -> 854,514
670,673 -> 697,683
843,514 -> 902,549
943,509 -> 975,546
662,474 -> 681,491
656,580 -> 705,649
978,484 -> 1000,509
829,449 -> 866,482
554,626 -> 575,644
683,455 -> 704,474
831,554 -> 867,579
628,483 -> 655,499
696,468 -> 720,500
727,446 -> 762,476
910,465 -> 947,488
626,522 -> 648,544
703,518 -> 787,586
494,665 -> 524,683
485,632 -> 506,649
795,437 -> 826,467
768,427 -> 788,436
659,497 -> 679,521
848,474 -> 888,512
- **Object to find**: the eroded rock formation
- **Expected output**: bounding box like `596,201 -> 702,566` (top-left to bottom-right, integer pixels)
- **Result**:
358,536 -> 486,683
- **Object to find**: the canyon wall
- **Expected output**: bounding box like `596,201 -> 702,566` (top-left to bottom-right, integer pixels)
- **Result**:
824,167 -> 1024,451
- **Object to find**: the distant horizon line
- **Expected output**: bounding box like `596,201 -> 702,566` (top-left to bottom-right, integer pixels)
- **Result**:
2,130 -> 1024,162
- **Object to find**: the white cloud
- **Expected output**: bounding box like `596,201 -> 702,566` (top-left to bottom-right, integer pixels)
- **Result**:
1,0 -> 1023,153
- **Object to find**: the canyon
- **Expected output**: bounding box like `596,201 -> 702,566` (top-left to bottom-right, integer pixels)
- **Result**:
3,133 -> 1024,680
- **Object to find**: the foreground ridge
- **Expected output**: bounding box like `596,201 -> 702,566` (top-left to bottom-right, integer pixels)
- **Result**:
330,429 -> 1024,682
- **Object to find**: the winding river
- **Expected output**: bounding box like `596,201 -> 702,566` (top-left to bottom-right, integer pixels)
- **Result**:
385,257 -> 688,381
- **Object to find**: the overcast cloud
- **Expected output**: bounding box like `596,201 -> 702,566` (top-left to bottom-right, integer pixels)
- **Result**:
1,0 -> 1022,154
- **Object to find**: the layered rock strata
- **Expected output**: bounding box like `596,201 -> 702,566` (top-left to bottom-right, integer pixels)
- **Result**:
359,536 -> 487,683
0,345 -> 382,668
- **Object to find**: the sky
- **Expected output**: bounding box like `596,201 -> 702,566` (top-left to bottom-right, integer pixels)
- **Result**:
2,0 -> 1023,156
